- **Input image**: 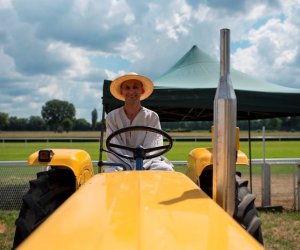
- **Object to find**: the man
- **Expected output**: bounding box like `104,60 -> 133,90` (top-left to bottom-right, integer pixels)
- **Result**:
105,73 -> 173,171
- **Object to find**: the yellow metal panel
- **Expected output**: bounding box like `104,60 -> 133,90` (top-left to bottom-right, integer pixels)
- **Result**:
19,171 -> 263,250
186,148 -> 213,183
28,149 -> 94,187
236,149 -> 249,165
186,147 -> 249,183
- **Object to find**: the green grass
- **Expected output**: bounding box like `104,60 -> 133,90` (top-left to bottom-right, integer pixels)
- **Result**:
1,140 -> 300,161
260,211 -> 300,250
0,210 -> 18,250
0,140 -> 299,176
0,142 -> 100,161
239,140 -> 300,159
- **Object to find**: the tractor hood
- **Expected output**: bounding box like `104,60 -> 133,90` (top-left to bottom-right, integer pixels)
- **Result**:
19,171 -> 263,250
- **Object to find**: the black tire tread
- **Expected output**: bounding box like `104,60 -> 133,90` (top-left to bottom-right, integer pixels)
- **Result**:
234,175 -> 264,245
198,171 -> 264,245
13,168 -> 75,249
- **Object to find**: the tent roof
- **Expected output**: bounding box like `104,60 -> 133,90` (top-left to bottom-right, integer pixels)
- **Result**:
156,45 -> 300,93
102,45 -> 300,121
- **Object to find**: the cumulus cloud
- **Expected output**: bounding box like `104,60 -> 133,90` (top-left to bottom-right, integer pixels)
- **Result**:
0,0 -> 299,121
232,2 -> 300,88
12,0 -> 131,51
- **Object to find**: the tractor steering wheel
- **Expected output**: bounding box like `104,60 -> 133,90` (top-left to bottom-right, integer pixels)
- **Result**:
106,126 -> 173,160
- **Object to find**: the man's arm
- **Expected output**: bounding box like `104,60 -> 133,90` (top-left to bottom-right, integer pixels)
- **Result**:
105,112 -> 131,168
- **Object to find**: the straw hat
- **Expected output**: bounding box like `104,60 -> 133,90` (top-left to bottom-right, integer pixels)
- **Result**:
110,73 -> 154,101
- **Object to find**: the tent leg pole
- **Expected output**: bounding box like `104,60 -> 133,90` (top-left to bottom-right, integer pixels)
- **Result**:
98,104 -> 106,173
248,118 -> 253,193
297,164 -> 300,211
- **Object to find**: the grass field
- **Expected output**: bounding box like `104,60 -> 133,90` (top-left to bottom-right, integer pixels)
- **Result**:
1,140 -> 299,179
0,131 -> 299,249
1,140 -> 300,161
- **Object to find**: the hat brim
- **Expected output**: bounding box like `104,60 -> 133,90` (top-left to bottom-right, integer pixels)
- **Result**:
110,74 -> 154,101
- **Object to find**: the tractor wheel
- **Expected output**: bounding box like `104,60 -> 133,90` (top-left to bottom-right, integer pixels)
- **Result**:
13,168 -> 75,249
234,175 -> 264,245
198,170 -> 263,245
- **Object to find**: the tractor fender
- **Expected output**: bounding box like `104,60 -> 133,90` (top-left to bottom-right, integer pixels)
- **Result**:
186,147 -> 249,184
28,149 -> 94,188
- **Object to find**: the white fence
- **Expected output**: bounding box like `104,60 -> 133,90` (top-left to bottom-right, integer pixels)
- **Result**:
2,136 -> 300,143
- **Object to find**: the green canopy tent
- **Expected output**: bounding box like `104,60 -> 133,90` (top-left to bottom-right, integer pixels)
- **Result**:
102,45 -> 300,121
101,45 -> 300,191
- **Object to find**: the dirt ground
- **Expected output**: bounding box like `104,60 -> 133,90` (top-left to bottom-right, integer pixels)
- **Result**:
246,174 -> 298,210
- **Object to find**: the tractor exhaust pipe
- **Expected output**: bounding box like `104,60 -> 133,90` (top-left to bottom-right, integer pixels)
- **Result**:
213,29 -> 237,216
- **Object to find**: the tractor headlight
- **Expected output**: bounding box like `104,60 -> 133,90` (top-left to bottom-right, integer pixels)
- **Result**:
38,149 -> 54,162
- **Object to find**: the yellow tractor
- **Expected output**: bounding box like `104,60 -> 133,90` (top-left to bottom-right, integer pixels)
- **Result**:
12,125 -> 263,249
13,29 -> 264,249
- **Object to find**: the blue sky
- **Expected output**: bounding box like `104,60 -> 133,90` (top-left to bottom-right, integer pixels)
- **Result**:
0,0 -> 300,122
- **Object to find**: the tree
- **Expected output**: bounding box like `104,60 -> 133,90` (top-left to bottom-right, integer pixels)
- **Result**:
266,118 -> 282,131
0,112 -> 9,130
91,108 -> 98,130
73,118 -> 90,131
41,99 -> 76,132
28,116 -> 46,131
8,117 -> 28,130
62,118 -> 73,132
96,120 -> 106,130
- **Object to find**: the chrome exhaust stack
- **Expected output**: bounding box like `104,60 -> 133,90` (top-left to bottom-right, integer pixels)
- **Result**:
213,29 -> 237,216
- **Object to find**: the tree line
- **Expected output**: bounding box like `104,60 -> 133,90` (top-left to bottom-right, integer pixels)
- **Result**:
162,116 -> 300,132
0,99 -> 299,132
0,99 -> 103,132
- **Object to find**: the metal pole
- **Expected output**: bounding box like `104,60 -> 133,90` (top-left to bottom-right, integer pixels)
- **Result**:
248,117 -> 253,192
261,126 -> 271,207
261,163 -> 271,207
213,28 -> 237,216
262,126 -> 266,165
98,105 -> 106,173
297,164 -> 300,211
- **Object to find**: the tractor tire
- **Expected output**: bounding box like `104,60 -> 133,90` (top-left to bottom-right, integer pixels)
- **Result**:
234,175 -> 264,245
12,168 -> 75,249
198,170 -> 263,245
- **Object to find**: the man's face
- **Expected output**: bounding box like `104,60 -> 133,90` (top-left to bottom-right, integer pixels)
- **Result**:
120,80 -> 145,103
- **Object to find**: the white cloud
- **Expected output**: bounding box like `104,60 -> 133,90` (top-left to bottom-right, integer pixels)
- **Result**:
0,0 -> 12,9
71,0 -> 89,17
28,101 -> 41,110
13,96 -> 26,102
105,0 -> 134,25
232,10 -> 300,87
193,4 -> 211,23
232,47 -> 258,74
38,81 -> 60,97
47,42 -> 91,78
115,36 -> 143,62
245,4 -> 268,21
154,0 -> 192,41
0,47 -> 16,76
0,0 -> 300,121
105,69 -> 127,81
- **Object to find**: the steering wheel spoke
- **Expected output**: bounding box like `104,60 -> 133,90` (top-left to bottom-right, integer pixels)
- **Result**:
109,143 -> 136,152
144,145 -> 171,159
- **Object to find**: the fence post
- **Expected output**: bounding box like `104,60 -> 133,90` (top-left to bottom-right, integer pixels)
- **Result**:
261,163 -> 271,207
297,164 -> 300,211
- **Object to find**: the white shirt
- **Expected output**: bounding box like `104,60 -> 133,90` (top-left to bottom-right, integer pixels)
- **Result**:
105,107 -> 173,171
